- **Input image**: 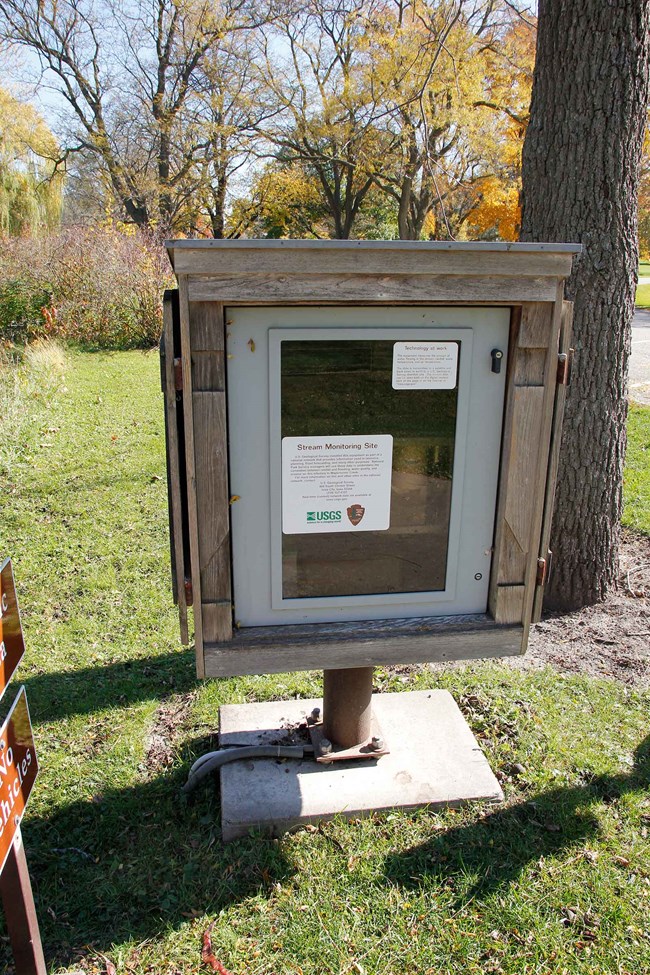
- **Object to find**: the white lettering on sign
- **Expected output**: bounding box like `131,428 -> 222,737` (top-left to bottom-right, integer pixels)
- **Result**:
0,559 -> 26,703
0,743 -> 33,839
0,681 -> 38,873
392,341 -> 459,389
282,435 -> 393,534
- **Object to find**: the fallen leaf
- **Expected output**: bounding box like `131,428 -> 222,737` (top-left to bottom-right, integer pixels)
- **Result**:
562,906 -> 577,925
202,921 -> 234,974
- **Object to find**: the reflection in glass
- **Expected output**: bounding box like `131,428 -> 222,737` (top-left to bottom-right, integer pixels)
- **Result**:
281,340 -> 459,598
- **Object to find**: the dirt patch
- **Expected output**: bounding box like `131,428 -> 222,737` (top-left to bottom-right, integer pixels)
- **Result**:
142,690 -> 199,776
506,531 -> 650,687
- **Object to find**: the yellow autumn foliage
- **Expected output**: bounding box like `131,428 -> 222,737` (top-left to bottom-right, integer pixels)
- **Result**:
0,86 -> 63,235
465,178 -> 521,241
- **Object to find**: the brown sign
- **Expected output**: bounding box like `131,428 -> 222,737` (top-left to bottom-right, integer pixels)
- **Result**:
0,560 -> 25,700
0,688 -> 38,875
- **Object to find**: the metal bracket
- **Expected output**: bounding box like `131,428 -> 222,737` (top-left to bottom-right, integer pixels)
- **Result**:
307,713 -> 390,764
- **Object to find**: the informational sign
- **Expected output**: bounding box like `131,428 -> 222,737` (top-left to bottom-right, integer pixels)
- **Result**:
392,341 -> 458,390
0,687 -> 38,875
282,435 -> 393,534
0,560 -> 25,701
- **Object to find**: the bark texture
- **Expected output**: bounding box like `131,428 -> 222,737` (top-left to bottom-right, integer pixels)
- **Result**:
520,0 -> 650,609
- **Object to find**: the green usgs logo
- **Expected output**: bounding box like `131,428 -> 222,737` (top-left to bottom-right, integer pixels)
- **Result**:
306,510 -> 342,523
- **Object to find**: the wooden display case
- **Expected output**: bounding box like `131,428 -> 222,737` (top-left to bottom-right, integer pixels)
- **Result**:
161,240 -> 580,679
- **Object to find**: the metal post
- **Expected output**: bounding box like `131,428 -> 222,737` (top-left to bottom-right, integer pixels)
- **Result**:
322,667 -> 374,748
0,833 -> 46,975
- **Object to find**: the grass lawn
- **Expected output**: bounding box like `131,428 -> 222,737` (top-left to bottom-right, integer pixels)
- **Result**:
1,350 -> 649,975
624,404 -> 650,533
637,263 -> 650,306
636,282 -> 650,307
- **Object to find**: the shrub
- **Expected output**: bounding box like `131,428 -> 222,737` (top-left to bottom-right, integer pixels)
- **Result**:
0,277 -> 54,344
0,225 -> 174,350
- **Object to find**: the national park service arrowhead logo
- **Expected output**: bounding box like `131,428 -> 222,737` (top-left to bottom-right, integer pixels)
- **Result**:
347,504 -> 365,526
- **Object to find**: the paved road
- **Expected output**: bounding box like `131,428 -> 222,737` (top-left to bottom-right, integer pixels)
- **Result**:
631,307 -> 650,405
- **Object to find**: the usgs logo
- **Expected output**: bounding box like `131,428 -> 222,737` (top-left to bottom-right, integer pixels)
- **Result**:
306,510 -> 342,523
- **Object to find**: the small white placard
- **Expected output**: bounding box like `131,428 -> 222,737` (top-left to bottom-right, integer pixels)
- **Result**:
282,435 -> 393,534
392,341 -> 458,389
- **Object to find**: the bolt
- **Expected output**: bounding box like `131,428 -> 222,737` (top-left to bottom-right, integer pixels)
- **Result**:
370,737 -> 384,751
320,738 -> 332,755
310,707 -> 321,721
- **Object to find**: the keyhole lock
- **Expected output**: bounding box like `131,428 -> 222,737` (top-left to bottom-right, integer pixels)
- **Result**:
491,348 -> 504,374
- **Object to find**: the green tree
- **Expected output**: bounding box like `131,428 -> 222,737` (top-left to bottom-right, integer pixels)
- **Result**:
0,86 -> 63,235
231,161 -> 330,238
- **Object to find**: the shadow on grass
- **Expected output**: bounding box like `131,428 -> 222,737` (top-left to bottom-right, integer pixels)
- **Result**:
7,725 -> 649,969
6,736 -> 293,970
21,648 -> 197,723
384,733 -> 650,905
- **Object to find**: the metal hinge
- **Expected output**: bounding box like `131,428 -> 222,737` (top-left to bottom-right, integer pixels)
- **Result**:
536,551 -> 553,587
184,577 -> 193,606
557,349 -> 574,386
174,357 -> 183,392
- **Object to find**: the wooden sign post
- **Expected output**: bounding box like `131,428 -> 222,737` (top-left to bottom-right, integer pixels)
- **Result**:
0,559 -> 45,975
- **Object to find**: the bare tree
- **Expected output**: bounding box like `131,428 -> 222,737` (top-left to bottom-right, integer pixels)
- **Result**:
258,0 -> 388,239
0,0 -> 265,233
187,37 -> 278,237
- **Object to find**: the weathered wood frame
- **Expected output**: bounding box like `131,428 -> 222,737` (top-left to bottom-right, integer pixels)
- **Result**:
164,240 -> 580,678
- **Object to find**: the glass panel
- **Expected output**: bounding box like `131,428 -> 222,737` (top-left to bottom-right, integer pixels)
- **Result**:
281,339 -> 459,599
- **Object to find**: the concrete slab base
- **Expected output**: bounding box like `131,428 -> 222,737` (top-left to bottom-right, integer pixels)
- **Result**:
219,690 -> 503,841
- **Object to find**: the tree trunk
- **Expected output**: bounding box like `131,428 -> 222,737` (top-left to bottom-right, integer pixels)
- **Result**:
520,0 -> 649,610
209,174 -> 227,239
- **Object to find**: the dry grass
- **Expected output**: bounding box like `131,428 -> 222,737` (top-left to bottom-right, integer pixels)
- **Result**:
0,338 -> 68,476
